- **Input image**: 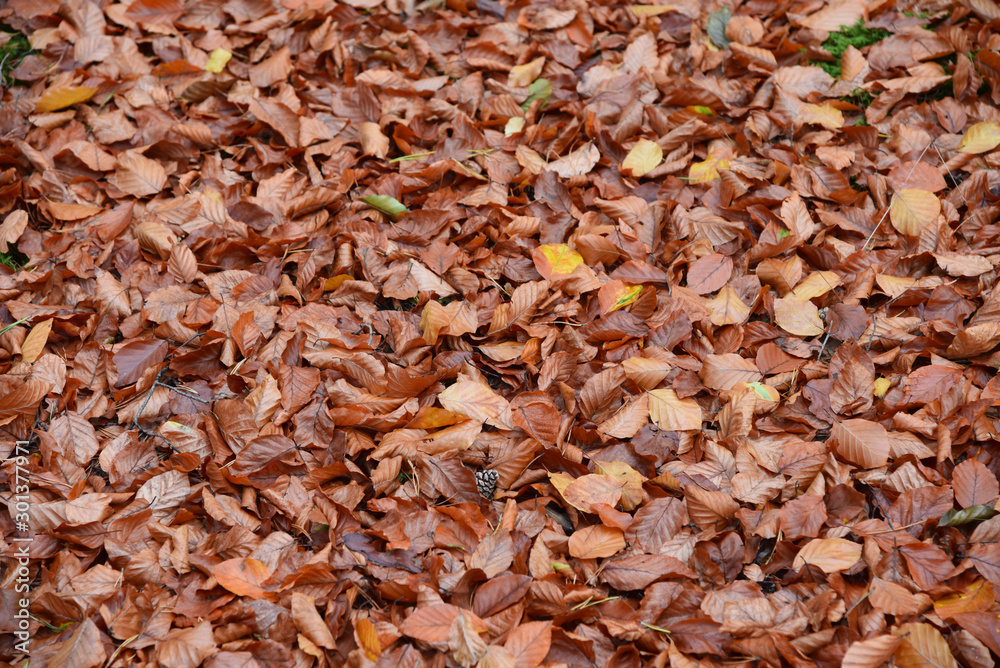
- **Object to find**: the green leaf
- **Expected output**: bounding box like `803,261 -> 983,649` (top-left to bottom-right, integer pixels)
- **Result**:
691,106 -> 715,116
706,7 -> 732,49
521,78 -> 553,112
361,195 -> 408,218
939,504 -> 997,527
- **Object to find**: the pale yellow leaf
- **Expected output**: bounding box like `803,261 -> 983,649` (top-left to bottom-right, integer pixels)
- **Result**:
799,103 -> 844,130
959,121 -> 1000,154
648,389 -> 702,431
793,537 -> 862,573
621,139 -> 663,177
21,318 -> 52,364
774,296 -> 824,336
509,57 -> 545,87
205,48 -> 232,73
707,285 -> 751,326
890,189 -> 940,236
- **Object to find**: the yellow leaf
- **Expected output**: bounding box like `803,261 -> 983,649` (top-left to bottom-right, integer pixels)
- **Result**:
323,274 -> 354,291
532,244 -> 583,279
890,188 -> 940,236
959,121 -> 1000,154
793,538 -> 861,573
621,139 -> 663,177
873,377 -> 891,398
205,48 -> 232,73
791,271 -> 841,300
509,57 -> 545,87
504,117 -> 526,136
706,285 -> 751,326
648,389 -> 702,431
21,318 -> 53,364
689,154 -> 730,183
799,103 -> 844,130
774,296 -> 824,336
36,86 -> 96,113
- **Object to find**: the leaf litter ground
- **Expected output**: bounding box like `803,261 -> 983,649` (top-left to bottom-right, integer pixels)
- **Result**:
3,0 -> 1000,666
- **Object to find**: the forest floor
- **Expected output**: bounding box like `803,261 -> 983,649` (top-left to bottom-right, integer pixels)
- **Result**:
2,0 -> 1000,666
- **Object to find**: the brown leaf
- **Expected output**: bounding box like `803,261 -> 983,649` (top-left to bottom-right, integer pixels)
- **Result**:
699,353 -> 761,391
954,460 -> 1000,508
504,621 -> 551,668
113,338 -> 168,387
509,391 -> 560,445
114,151 -> 167,197
686,254 -> 733,294
831,419 -> 890,469
50,618 -> 107,668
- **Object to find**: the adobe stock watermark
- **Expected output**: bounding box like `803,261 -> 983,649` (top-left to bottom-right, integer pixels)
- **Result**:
10,440 -> 33,656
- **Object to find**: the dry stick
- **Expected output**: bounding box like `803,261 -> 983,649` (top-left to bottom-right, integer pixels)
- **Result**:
862,139 -> 936,251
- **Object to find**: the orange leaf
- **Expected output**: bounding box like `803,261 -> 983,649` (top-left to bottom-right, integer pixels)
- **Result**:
36,86 -> 96,113
355,618 -> 382,660
568,525 -> 626,559
212,558 -> 272,599
558,473 -> 623,513
532,244 -> 584,279
934,580 -> 994,619
894,623 -> 957,668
